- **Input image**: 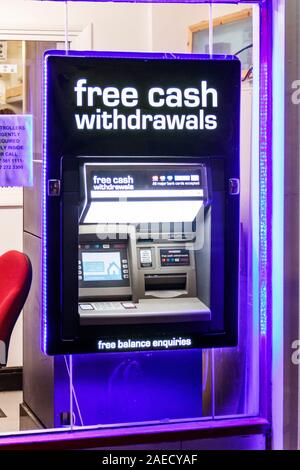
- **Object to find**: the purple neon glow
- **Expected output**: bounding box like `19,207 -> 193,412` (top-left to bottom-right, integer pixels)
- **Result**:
258,1 -> 272,338
44,49 -> 238,61
55,350 -> 203,427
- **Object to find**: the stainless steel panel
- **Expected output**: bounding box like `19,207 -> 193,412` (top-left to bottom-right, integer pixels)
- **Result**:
23,161 -> 42,237
23,232 -> 55,428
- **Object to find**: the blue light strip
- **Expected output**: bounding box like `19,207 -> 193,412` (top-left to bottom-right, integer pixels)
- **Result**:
249,4 -> 261,417
259,61 -> 269,336
271,0 -> 284,449
42,54 -> 49,352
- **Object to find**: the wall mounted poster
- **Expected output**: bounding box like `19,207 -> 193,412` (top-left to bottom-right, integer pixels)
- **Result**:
0,115 -> 33,187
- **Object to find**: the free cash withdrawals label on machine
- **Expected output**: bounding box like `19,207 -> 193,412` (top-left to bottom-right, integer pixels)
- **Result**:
44,51 -> 240,354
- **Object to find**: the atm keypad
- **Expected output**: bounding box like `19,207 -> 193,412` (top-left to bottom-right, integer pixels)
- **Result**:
79,302 -> 137,312
94,302 -> 127,311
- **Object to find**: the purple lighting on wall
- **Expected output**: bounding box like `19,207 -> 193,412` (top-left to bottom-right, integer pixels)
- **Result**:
42,54 -> 49,353
258,0 -> 273,424
56,350 -> 203,427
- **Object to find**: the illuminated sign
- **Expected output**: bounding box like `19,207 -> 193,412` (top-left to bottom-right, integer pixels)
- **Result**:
82,165 -> 206,226
74,79 -> 218,131
97,337 -> 192,351
0,115 -> 33,187
45,52 -> 240,160
91,172 -> 202,195
92,174 -> 134,191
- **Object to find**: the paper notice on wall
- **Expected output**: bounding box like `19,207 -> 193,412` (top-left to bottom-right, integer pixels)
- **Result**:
0,115 -> 33,187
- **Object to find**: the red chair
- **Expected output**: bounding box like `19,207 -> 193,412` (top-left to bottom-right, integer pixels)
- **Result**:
0,251 -> 32,366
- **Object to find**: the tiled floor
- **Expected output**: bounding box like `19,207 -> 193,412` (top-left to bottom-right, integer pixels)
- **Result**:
0,391 -> 22,433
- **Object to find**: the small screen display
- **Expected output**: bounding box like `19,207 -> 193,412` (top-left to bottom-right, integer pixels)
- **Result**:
160,249 -> 190,267
82,251 -> 122,281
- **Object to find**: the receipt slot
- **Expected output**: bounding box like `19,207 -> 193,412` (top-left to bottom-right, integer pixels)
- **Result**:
42,51 -> 240,354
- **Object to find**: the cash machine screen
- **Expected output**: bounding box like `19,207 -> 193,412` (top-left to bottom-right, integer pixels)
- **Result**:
78,243 -> 130,287
82,252 -> 122,281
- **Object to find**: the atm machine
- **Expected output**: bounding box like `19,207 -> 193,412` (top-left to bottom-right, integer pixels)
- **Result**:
73,161 -> 210,327
22,51 -> 240,427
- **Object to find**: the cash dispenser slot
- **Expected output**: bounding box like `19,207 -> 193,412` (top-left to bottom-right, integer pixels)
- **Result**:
145,273 -> 187,292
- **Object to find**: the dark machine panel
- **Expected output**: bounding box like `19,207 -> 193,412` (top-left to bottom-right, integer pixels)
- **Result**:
43,51 -> 240,354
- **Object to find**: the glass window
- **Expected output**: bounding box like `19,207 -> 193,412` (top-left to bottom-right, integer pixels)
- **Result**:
0,1 -> 263,443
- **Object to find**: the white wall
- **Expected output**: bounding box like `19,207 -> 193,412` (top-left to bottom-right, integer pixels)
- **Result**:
0,1 -> 252,53
1,0 -> 151,51
151,3 -> 251,53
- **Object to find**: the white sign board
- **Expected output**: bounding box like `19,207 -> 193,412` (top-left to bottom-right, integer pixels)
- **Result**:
0,115 -> 33,187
